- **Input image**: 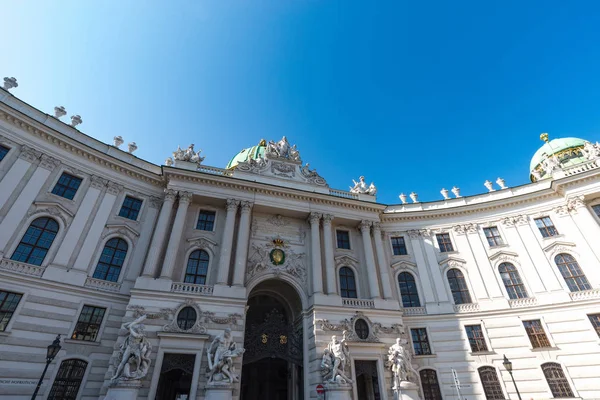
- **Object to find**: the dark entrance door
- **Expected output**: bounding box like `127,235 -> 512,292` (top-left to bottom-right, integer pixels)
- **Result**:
355,360 -> 381,400
241,294 -> 303,400
155,353 -> 196,400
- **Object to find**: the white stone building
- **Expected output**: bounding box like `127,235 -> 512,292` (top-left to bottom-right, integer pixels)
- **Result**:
0,83 -> 599,400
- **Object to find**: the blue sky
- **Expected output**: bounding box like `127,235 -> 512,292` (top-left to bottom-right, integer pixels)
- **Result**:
3,1 -> 600,204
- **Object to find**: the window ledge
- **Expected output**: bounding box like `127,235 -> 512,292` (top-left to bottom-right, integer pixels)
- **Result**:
541,234 -> 564,241
63,338 -> 101,346
48,192 -> 76,203
194,229 -> 215,234
0,331 -> 12,337
413,354 -> 436,359
439,250 -> 459,255
335,248 -> 353,253
489,244 -> 508,249
469,351 -> 496,356
115,215 -> 140,224
530,346 -> 559,352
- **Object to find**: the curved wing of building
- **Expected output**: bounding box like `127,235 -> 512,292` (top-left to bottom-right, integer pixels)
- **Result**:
1,86 -> 599,400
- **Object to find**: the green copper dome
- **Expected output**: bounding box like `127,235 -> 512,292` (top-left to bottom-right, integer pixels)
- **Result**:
530,136 -> 587,174
226,139 -> 267,169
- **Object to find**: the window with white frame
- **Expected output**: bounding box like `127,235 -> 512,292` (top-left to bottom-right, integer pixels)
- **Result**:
447,268 -> 472,304
118,196 -> 143,220
588,314 -> 600,338
336,230 -> 351,249
483,226 -> 504,247
92,238 -> 128,282
465,324 -> 488,352
498,262 -> 528,299
11,217 -> 59,266
51,172 -> 83,200
398,272 -> 421,307
71,305 -> 106,342
592,204 -> 600,219
0,290 -> 23,332
478,366 -> 505,400
554,253 -> 591,292
339,267 -> 357,298
436,233 -> 454,252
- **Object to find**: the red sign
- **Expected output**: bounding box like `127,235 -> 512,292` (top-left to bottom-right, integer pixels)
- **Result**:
316,384 -> 325,394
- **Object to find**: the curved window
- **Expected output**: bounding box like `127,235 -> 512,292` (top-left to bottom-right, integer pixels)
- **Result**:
48,359 -> 88,400
92,238 -> 128,282
398,272 -> 421,307
184,250 -> 210,284
339,267 -> 357,298
555,254 -> 591,292
354,318 -> 369,339
498,262 -> 528,299
447,268 -> 472,305
11,217 -> 59,266
542,362 -> 574,398
177,306 -> 197,331
478,366 -> 504,400
420,369 -> 442,400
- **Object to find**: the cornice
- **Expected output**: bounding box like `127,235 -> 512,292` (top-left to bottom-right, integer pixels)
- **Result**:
0,108 -> 164,187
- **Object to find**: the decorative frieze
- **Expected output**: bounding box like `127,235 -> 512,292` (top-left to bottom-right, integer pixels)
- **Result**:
90,175 -> 108,189
18,145 -> 41,163
38,154 -> 60,171
148,196 -> 162,209
106,182 -> 123,196
171,282 -> 214,296
501,214 -> 529,227
452,223 -> 478,235
316,312 -> 404,343
0,259 -> 44,277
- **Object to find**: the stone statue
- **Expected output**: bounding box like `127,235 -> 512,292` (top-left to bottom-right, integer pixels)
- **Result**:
581,141 -> 600,161
322,333 -> 353,384
541,154 -> 559,175
350,176 -> 377,195
172,144 -> 205,164
267,136 -> 300,161
206,328 -> 245,385
386,338 -> 418,390
531,169 -> 541,180
111,315 -> 152,383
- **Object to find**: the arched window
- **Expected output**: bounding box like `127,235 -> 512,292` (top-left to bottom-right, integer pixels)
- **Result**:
48,358 -> 88,400
478,366 -> 504,400
542,362 -> 574,398
420,369 -> 442,400
92,238 -> 128,282
11,217 -> 59,266
498,262 -> 528,299
339,267 -> 357,298
554,254 -> 591,292
177,306 -> 197,331
398,272 -> 421,307
184,250 -> 210,284
447,268 -> 472,305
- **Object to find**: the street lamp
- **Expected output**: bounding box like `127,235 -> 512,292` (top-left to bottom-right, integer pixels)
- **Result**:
31,334 -> 62,400
503,354 -> 522,400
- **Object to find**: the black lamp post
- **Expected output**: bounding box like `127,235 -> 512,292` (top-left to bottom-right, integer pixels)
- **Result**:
31,334 -> 62,400
503,354 -> 522,400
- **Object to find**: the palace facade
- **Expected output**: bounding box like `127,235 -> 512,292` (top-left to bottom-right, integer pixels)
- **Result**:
1,83 -> 599,400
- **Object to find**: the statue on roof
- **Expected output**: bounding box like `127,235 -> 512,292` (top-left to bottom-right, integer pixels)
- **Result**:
172,144 -> 205,164
581,141 -> 600,161
350,176 -> 377,196
266,136 -> 301,161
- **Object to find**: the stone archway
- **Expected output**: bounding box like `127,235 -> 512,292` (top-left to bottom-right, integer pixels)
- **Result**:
240,279 -> 304,400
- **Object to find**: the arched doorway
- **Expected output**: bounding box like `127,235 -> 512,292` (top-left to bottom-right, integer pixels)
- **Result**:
241,280 -> 304,400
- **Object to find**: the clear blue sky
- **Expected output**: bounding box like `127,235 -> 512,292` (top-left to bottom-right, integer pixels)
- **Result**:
3,1 -> 600,204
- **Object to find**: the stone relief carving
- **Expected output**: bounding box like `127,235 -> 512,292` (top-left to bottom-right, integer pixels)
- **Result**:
19,145 -> 41,163
453,223 -> 478,235
322,333 -> 353,384
206,328 -> 245,385
111,315 -> 152,384
501,214 -> 529,227
246,241 -> 307,284
316,312 -> 403,343
267,214 -> 289,227
186,236 -> 218,253
162,300 -> 207,334
101,224 -> 140,242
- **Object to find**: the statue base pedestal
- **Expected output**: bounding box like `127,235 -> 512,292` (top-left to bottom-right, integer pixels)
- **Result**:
394,381 -> 421,400
325,383 -> 353,400
205,384 -> 234,400
104,381 -> 142,400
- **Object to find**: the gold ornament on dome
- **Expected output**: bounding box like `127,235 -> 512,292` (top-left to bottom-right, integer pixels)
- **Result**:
280,335 -> 287,344
540,132 -> 549,143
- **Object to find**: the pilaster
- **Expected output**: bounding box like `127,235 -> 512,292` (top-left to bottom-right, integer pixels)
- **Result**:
160,191 -> 192,279
233,201 -> 253,286
216,199 -> 239,285
309,212 -> 323,294
322,214 -> 337,294
141,189 -> 176,277
372,222 -> 393,299
359,220 -> 381,299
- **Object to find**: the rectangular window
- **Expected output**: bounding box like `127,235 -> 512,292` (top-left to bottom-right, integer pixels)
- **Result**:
523,319 -> 551,348
118,196 -> 143,220
72,305 -> 106,342
336,230 -> 351,250
411,328 -> 432,355
0,290 -> 23,332
588,314 -> 600,338
0,145 -> 9,162
592,204 -> 600,219
465,324 -> 488,352
51,172 -> 83,200
436,233 -> 454,252
391,236 -> 408,255
196,210 -> 216,231
483,226 -> 504,247
534,217 -> 559,238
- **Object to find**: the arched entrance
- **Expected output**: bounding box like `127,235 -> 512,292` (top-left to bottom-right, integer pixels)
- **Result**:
241,280 -> 304,400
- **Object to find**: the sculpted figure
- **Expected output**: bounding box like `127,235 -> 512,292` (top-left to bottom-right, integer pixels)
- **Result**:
172,144 -> 205,164
111,315 -> 152,382
386,338 -> 418,390
324,333 -> 353,384
541,155 -> 559,174
206,328 -> 245,384
581,141 -> 600,160
350,176 -> 376,195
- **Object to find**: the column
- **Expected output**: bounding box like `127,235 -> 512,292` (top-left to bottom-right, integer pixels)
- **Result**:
322,214 -> 337,294
407,230 -> 436,303
0,154 -> 58,252
452,226 -> 490,300
309,212 -> 323,294
233,201 -> 253,286
0,146 -> 37,209
73,182 -> 121,270
359,220 -> 381,299
372,223 -> 393,299
141,189 -> 177,277
160,191 -> 192,279
53,176 -> 106,267
216,199 -> 239,285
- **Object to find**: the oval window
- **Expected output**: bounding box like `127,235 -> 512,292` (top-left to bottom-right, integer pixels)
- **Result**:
355,318 -> 369,340
176,306 -> 197,331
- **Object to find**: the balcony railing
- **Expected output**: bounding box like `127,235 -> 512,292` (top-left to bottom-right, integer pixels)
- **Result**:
342,298 -> 375,309
84,277 -> 121,293
508,297 -> 538,308
0,259 -> 45,277
403,307 -> 427,316
329,189 -> 359,200
570,288 -> 600,301
171,282 -> 214,296
453,303 -> 480,313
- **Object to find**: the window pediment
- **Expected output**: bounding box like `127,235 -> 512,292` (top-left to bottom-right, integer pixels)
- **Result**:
335,254 -> 359,268
27,201 -> 74,227
102,224 -> 140,242
186,236 -> 218,252
391,260 -> 417,271
438,256 -> 467,268
488,250 -> 520,266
